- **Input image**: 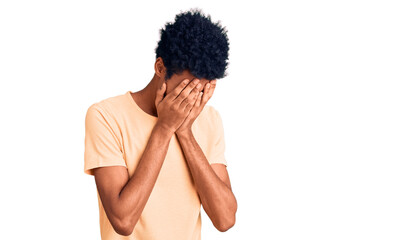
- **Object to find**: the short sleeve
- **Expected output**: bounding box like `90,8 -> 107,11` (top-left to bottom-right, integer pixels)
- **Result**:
208,108 -> 228,167
84,104 -> 127,176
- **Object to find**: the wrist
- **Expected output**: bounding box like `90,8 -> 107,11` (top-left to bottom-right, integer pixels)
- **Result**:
153,123 -> 174,139
175,128 -> 193,137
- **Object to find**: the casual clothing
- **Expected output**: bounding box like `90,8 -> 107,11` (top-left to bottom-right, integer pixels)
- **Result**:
84,90 -> 227,240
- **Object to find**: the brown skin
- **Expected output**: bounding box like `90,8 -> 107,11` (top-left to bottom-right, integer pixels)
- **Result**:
93,57 -> 237,236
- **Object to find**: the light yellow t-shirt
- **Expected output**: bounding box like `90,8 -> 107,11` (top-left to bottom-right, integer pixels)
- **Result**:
84,90 -> 227,240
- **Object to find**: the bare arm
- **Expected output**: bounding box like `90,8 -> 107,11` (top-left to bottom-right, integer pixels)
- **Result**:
94,125 -> 172,236
92,78 -> 202,236
176,131 -> 237,232
174,79 -> 237,232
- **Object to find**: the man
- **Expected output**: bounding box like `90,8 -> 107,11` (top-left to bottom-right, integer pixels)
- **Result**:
84,9 -> 237,239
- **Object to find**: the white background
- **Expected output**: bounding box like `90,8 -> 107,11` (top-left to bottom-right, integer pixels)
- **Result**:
1,0 -> 408,239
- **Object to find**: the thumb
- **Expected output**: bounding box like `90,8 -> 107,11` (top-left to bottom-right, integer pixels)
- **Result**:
155,82 -> 166,107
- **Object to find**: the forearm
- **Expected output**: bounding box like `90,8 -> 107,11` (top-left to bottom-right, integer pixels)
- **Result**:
117,124 -> 173,229
176,130 -> 237,231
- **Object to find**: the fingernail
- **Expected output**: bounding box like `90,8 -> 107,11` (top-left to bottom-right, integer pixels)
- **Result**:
183,79 -> 189,84
207,83 -> 210,89
196,83 -> 201,89
193,79 -> 200,84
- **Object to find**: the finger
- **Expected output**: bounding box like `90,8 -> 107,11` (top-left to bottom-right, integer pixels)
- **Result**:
155,82 -> 166,107
195,91 -> 203,109
210,79 -> 217,87
167,79 -> 190,100
185,91 -> 201,113
174,79 -> 201,106
200,81 -> 216,106
181,87 -> 200,112
190,90 -> 202,110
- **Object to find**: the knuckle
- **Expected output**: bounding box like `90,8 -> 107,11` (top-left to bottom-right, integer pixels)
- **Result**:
188,93 -> 196,100
180,91 -> 189,99
173,89 -> 182,96
191,89 -> 199,97
169,92 -> 177,98
188,81 -> 196,87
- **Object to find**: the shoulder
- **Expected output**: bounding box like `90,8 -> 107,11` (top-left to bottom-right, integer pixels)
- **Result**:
86,92 -> 128,118
195,105 -> 222,130
200,105 -> 216,119
84,94 -> 127,135
206,105 -> 222,122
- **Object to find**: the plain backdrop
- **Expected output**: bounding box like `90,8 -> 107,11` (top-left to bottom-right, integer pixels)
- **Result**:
1,0 -> 408,239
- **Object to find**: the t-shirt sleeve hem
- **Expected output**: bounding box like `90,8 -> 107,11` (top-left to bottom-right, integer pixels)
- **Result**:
209,158 -> 228,167
84,162 -> 128,176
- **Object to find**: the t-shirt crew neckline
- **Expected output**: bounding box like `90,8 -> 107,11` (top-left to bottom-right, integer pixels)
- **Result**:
126,90 -> 158,121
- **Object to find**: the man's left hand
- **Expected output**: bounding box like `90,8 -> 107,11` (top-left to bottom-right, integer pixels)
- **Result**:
175,79 -> 217,135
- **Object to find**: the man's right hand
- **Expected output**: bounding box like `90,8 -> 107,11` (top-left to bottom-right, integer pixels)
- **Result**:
155,78 -> 202,133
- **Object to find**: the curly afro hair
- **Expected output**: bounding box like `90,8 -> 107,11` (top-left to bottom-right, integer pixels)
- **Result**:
155,9 -> 230,81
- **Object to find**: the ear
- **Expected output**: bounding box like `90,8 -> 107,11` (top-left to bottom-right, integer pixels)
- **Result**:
154,57 -> 167,80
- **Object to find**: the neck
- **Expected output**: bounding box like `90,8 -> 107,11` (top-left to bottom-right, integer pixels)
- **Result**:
135,74 -> 162,117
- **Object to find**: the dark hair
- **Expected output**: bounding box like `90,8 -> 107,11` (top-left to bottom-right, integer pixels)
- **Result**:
155,9 -> 229,81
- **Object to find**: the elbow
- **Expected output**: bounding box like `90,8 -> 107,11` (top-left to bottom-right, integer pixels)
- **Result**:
215,200 -> 237,232
215,214 -> 236,232
215,206 -> 237,232
112,217 -> 136,236
109,200 -> 143,236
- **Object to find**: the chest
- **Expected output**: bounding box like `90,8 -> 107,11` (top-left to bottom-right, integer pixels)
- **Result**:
119,119 -> 211,185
